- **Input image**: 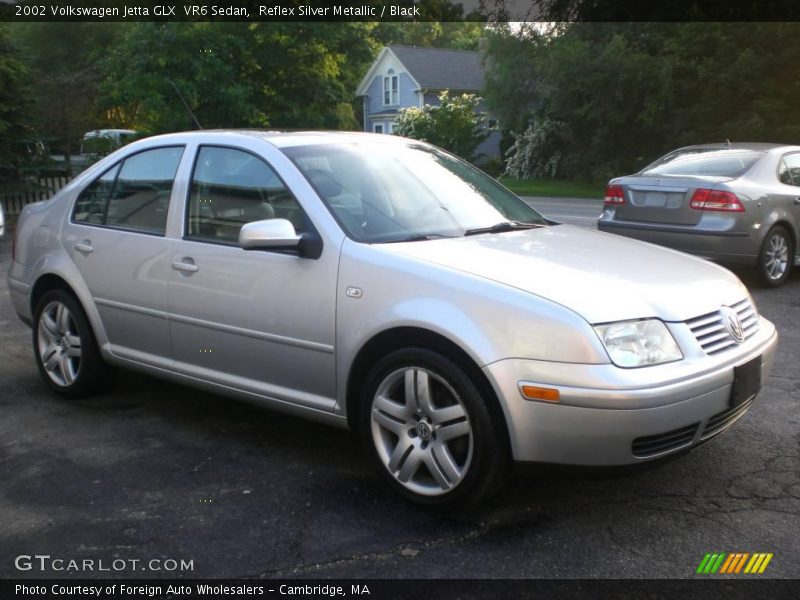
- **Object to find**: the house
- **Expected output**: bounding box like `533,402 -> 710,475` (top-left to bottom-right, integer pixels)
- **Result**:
355,45 -> 500,162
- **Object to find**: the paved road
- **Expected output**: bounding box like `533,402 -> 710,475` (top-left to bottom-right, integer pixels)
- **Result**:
523,196 -> 603,228
1,221 -> 798,580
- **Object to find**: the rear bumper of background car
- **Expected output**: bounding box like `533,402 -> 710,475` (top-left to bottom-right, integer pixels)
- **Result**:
597,219 -> 759,265
484,319 -> 777,465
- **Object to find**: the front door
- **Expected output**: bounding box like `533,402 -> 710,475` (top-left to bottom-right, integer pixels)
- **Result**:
166,145 -> 338,411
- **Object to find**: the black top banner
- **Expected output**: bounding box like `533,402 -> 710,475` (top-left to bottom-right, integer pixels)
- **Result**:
2,0 -> 800,22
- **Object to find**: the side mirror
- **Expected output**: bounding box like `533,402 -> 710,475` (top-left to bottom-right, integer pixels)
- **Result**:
239,219 -> 301,251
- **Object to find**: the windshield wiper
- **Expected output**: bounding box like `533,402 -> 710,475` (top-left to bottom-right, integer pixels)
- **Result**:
386,233 -> 458,243
463,221 -> 542,236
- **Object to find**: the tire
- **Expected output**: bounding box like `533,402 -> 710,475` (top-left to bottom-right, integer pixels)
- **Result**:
32,289 -> 114,398
758,225 -> 794,287
359,347 -> 510,507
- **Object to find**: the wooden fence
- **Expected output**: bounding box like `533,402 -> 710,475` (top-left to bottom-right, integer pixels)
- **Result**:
0,176 -> 71,215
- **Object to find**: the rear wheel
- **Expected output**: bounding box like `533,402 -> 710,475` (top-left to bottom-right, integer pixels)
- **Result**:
758,226 -> 793,287
33,289 -> 113,398
360,348 -> 509,507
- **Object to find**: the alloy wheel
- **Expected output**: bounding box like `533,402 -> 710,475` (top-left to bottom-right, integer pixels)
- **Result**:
37,300 -> 82,387
370,367 -> 473,497
764,231 -> 789,281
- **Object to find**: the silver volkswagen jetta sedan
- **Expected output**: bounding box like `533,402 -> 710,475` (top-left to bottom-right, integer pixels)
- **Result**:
8,131 -> 778,506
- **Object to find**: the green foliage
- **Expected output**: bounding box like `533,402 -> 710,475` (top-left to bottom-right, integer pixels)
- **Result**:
0,25 -> 30,179
504,119 -> 568,179
97,23 -> 376,134
393,92 -> 488,161
372,22 -> 486,51
498,176 -> 603,199
11,23 -> 121,157
486,23 -> 800,181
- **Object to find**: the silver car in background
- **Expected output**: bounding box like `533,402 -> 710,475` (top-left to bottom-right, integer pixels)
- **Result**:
8,132 -> 778,506
598,143 -> 800,286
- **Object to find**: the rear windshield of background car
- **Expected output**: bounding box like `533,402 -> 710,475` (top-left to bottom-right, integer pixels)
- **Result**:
641,149 -> 765,177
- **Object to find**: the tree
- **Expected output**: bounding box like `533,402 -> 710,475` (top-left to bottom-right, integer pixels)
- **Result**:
372,22 -> 486,51
96,22 -> 377,134
485,23 -> 800,180
393,92 -> 488,161
11,23 -> 121,159
0,25 -> 30,181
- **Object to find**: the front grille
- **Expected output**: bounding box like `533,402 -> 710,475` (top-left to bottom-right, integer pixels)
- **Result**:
701,398 -> 754,440
632,423 -> 699,458
685,298 -> 759,355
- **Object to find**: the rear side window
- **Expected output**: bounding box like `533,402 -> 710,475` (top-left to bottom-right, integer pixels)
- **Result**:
779,153 -> 800,187
641,148 -> 764,177
72,146 -> 184,235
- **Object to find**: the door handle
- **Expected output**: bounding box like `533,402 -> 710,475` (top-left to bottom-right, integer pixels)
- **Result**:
793,198 -> 800,205
74,241 -> 94,254
171,258 -> 199,273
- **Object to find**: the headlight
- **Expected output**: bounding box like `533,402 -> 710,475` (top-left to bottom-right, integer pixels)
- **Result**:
594,319 -> 682,368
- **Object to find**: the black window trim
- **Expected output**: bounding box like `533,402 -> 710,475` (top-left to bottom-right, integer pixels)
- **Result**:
70,144 -> 186,238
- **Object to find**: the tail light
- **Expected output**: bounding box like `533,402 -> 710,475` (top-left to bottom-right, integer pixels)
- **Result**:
604,185 -> 625,205
689,188 -> 744,212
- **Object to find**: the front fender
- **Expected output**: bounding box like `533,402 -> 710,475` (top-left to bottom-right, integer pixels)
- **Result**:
334,239 -> 609,414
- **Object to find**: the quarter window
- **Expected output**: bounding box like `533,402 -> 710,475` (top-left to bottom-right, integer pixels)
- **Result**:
73,164 -> 119,225
186,146 -> 309,244
383,71 -> 399,106
72,146 -> 184,235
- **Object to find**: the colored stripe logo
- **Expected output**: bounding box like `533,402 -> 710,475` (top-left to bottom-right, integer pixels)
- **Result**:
696,552 -> 773,574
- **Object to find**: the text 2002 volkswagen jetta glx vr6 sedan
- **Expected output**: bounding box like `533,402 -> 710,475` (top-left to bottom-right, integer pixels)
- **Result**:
8,131 -> 778,506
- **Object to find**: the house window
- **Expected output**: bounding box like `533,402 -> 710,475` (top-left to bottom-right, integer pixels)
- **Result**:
373,123 -> 384,134
383,70 -> 399,106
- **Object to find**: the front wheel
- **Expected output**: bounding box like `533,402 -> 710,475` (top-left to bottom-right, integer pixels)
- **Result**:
758,226 -> 794,287
359,348 -> 509,506
33,289 -> 113,398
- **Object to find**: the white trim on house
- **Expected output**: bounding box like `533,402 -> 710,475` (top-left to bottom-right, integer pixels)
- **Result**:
383,70 -> 399,106
355,47 -> 421,97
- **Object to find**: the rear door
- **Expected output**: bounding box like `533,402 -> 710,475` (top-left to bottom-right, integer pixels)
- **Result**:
63,145 -> 185,366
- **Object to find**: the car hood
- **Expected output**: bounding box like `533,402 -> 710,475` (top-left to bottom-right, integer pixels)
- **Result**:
380,225 -> 749,324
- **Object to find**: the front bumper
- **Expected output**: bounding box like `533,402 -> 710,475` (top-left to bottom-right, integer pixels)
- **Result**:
484,317 -> 778,465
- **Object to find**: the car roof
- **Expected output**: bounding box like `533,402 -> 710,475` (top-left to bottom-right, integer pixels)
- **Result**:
133,129 -> 408,149
675,142 -> 797,152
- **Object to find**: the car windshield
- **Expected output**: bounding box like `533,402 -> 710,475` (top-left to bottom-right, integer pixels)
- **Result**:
641,148 -> 765,177
281,141 -> 546,243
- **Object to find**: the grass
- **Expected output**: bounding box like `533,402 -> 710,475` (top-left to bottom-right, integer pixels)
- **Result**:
499,177 -> 605,199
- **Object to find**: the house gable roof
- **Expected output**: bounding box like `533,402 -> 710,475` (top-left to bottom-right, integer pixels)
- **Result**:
389,45 -> 485,91
356,45 -> 485,97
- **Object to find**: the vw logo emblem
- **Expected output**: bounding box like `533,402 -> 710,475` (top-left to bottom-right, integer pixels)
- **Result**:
720,306 -> 745,343
416,422 -> 432,440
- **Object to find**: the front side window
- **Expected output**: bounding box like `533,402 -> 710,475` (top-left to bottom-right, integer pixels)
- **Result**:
779,153 -> 800,187
383,72 -> 399,106
282,141 -> 546,243
186,146 -> 308,244
72,146 -> 184,235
